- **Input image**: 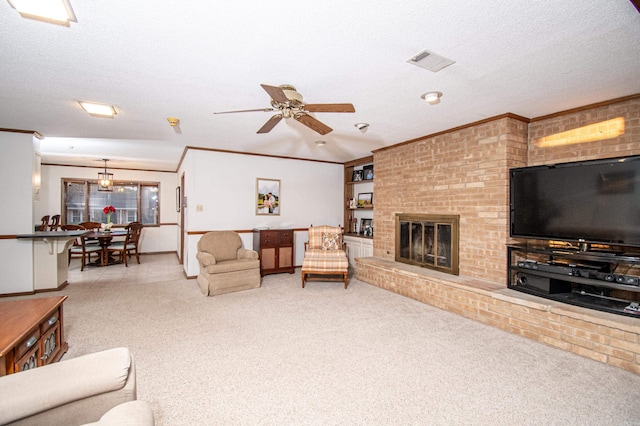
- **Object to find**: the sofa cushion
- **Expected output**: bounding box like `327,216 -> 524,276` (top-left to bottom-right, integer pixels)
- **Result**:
0,348 -> 132,425
84,400 -> 154,426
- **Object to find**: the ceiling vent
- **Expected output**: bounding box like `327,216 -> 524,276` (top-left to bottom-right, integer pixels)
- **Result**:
407,49 -> 455,72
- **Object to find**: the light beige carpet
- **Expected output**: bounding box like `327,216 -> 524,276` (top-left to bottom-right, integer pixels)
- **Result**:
14,255 -> 640,425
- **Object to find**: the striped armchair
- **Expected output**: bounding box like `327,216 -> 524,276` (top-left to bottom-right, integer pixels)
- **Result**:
301,225 -> 349,289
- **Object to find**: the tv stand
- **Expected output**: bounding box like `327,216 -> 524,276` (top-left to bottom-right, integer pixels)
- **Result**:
508,243 -> 640,318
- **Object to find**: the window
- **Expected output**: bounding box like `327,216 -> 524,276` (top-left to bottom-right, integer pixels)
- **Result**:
63,180 -> 159,225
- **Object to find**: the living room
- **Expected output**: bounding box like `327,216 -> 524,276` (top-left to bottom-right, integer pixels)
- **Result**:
2,1 -> 640,424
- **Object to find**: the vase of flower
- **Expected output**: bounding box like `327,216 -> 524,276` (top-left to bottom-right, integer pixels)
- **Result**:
103,205 -> 116,232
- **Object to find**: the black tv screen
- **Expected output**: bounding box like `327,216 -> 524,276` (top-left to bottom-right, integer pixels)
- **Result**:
510,155 -> 640,247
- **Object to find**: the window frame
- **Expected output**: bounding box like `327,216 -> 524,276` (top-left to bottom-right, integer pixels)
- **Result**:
62,179 -> 160,227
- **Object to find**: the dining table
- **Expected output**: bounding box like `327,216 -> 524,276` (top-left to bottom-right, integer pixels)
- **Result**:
85,229 -> 128,266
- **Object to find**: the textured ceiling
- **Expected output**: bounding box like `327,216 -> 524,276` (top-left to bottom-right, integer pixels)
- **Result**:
1,1 -> 639,171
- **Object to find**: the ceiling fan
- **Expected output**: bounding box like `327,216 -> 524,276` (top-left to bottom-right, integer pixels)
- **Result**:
213,84 -> 355,135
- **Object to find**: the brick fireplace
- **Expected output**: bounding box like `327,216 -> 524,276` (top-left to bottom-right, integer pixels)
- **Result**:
395,213 -> 459,275
354,96 -> 640,375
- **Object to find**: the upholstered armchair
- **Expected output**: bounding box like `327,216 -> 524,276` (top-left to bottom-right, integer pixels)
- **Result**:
196,231 -> 261,296
301,225 -> 349,289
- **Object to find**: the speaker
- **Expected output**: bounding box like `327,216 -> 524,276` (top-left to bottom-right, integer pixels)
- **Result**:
515,272 -> 572,294
614,275 -> 639,286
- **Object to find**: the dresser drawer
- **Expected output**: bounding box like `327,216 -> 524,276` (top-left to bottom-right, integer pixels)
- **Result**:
16,327 -> 41,360
40,308 -> 60,334
259,231 -> 278,246
278,230 -> 293,245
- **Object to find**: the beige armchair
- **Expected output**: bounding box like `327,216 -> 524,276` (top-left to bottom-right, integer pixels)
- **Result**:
0,347 -> 154,425
196,231 -> 261,296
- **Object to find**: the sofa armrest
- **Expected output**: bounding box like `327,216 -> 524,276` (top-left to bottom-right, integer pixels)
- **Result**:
237,248 -> 259,260
0,347 -> 136,425
196,251 -> 216,266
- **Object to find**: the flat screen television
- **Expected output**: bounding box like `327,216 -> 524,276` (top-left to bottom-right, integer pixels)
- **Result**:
510,155 -> 640,248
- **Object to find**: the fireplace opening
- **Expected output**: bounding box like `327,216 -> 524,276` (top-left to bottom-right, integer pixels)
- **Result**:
395,214 -> 459,275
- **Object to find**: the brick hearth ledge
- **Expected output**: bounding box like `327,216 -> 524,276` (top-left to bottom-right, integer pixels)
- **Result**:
355,257 -> 640,375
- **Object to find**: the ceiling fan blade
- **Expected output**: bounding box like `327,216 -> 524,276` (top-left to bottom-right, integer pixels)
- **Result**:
260,84 -> 289,103
295,113 -> 333,135
257,114 -> 283,133
303,103 -> 355,113
213,108 -> 274,115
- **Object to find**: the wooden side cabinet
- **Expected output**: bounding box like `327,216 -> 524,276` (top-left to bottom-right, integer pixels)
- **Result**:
253,229 -> 295,276
0,296 -> 68,376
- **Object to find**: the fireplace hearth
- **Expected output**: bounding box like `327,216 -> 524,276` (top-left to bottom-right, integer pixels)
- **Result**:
395,214 -> 459,275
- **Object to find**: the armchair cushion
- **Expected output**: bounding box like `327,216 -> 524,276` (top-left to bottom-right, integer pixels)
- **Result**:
321,232 -> 342,250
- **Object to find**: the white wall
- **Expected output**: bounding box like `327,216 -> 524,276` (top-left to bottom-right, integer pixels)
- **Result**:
0,132 -> 36,294
179,150 -> 344,276
41,165 -> 179,253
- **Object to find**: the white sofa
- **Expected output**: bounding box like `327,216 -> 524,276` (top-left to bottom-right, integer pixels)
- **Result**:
0,347 -> 154,425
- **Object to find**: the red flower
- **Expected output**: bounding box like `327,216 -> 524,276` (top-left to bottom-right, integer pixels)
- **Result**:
103,205 -> 116,214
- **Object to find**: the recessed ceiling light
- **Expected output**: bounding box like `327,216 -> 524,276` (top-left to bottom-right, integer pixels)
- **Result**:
315,140 -> 326,147
420,91 -> 443,105
7,0 -> 77,26
78,101 -> 117,118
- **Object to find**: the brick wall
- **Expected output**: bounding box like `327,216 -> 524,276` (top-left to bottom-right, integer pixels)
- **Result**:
528,96 -> 640,166
372,96 -> 640,285
373,115 -> 528,283
360,95 -> 640,375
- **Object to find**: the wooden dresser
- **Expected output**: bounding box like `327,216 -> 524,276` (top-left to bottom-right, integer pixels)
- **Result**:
253,229 -> 295,276
0,296 -> 69,376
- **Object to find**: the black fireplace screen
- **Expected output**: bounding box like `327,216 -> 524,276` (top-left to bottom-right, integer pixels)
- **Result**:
396,214 -> 459,275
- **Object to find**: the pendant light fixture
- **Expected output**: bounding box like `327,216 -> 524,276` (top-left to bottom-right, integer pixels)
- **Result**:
98,159 -> 114,192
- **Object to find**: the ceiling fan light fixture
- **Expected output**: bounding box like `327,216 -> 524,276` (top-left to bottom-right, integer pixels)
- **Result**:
8,0 -> 77,26
315,140 -> 326,147
421,91 -> 443,105
354,123 -> 369,131
79,101 -> 117,118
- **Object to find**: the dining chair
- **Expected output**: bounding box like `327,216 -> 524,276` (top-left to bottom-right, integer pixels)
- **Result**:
79,221 -> 102,246
39,215 -> 50,231
62,224 -> 102,271
107,222 -> 143,267
48,214 -> 61,231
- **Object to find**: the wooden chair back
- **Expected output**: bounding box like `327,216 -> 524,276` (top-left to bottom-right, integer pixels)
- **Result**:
39,215 -> 50,231
79,221 -> 102,231
48,215 -> 61,231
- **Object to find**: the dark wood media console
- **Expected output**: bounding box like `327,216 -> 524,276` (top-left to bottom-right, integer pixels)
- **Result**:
508,244 -> 640,318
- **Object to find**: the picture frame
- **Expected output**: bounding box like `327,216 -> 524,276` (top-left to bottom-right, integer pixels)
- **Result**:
363,164 -> 374,180
352,170 -> 363,182
176,186 -> 181,212
256,178 -> 280,215
360,218 -> 373,236
357,192 -> 373,207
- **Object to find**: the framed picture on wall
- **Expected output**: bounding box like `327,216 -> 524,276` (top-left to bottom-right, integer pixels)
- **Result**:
256,178 -> 280,215
352,170 -> 363,182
